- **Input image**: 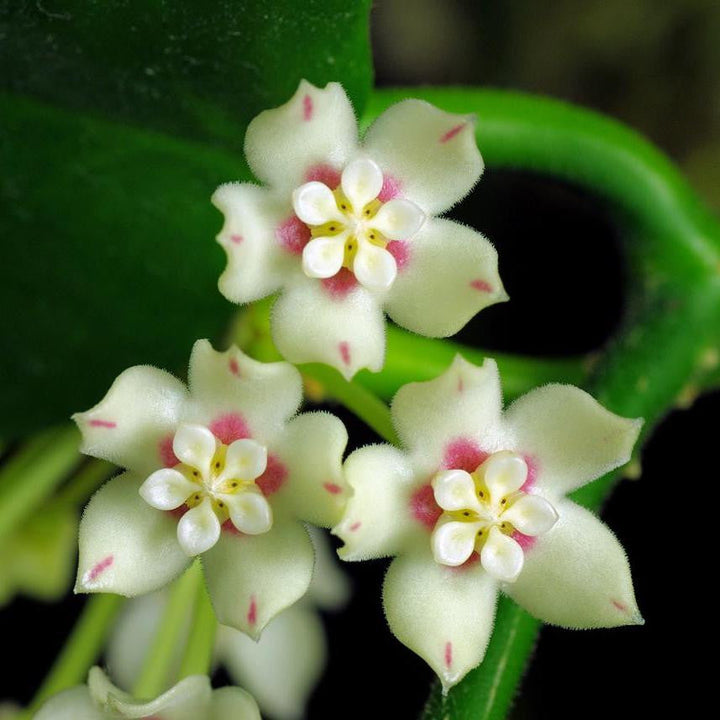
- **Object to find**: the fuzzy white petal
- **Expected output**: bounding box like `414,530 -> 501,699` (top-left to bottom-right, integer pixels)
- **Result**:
212,183 -> 289,304
184,340 -> 302,444
503,494 -> 558,536
223,439 -> 267,483
76,473 -> 190,596
210,687 -> 262,720
432,469 -> 483,513
177,498 -> 221,557
302,236 -> 346,278
431,517 -> 482,567
383,550 -> 497,691
506,500 -> 642,628
173,425 -> 217,477
218,606 -> 325,720
221,489 -> 272,536
202,519 -> 314,638
480,526 -> 524,582
334,444 -> 418,561
341,157 -> 384,209
272,279 -> 385,380
73,366 -> 188,476
271,412 -> 349,528
482,451 -> 528,500
391,355 -> 504,474
371,198 -> 425,240
505,384 -> 643,496
385,218 -> 506,337
363,99 -> 483,214
292,181 -> 343,226
88,667 -> 211,719
35,687 -> 102,720
139,468 -> 198,511
352,241 -> 397,291
245,80 -> 357,189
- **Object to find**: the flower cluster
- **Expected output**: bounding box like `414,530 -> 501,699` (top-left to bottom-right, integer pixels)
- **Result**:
44,79 -> 645,715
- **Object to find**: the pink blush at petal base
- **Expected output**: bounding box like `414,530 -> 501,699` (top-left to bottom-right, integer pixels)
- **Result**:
277,216 -> 311,255
409,484 -> 442,530
442,438 -> 489,473
209,414 -> 251,445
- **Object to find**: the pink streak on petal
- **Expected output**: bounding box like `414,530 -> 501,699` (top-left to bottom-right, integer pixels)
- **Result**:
520,455 -> 538,492
89,419 -> 116,428
512,531 -> 537,552
470,279 -> 492,292
159,434 -> 179,468
409,484 -> 442,530
440,123 -> 466,143
444,641 -> 453,669
612,599 -> 628,612
339,341 -> 351,367
209,413 -> 251,445
88,555 -> 113,582
247,595 -> 258,626
323,482 -> 343,495
349,521 -> 361,532
303,94 -> 313,121
256,454 -> 287,496
230,234 -> 243,244
229,357 -> 240,376
386,240 -> 410,272
443,438 -> 489,473
457,377 -> 464,393
305,163 -> 341,189
378,174 -> 402,201
277,215 -> 311,255
321,268 -> 358,299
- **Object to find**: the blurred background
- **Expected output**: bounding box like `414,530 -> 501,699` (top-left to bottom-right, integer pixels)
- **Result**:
1,1 -> 717,718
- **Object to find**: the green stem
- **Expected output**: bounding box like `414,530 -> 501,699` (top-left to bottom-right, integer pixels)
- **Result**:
25,594 -> 124,716
358,89 -> 720,720
132,562 -> 201,699
0,425 -> 80,544
178,578 -> 217,678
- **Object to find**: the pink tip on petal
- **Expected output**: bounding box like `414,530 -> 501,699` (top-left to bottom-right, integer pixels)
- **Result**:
302,94 -> 313,121
229,357 -> 240,376
440,123 -> 466,143
409,484 -> 442,530
386,240 -> 410,272
338,341 -> 351,366
512,531 -> 537,552
159,434 -> 179,468
304,163 -> 342,189
88,419 -> 116,429
470,278 -> 492,293
323,482 -> 343,495
444,641 -> 453,669
443,438 -> 489,473
230,234 -> 243,244
256,454 -> 287,496
378,174 -> 402,201
87,555 -> 113,582
349,521 -> 361,532
247,595 -> 258,625
209,413 -> 251,445
276,215 -> 311,255
612,599 -> 628,612
321,268 -> 358,299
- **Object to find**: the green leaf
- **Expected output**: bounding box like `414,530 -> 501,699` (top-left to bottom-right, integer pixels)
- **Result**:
0,1 -> 373,151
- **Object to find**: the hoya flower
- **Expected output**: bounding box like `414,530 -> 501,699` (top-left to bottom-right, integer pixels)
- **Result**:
107,529 -> 350,720
334,356 -> 643,690
213,80 -> 506,378
34,667 -> 260,719
73,340 -> 349,636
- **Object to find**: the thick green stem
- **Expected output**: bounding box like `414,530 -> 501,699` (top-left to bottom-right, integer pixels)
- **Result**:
132,562 -> 201,699
358,88 -> 720,720
178,578 -> 217,678
25,594 -> 124,716
0,425 -> 80,544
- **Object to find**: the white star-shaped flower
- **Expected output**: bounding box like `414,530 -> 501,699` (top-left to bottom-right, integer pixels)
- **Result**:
72,340 -> 349,637
213,80 -> 507,378
333,355 -> 644,691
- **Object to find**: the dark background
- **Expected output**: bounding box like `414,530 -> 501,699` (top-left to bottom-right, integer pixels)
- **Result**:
2,1 -> 717,718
